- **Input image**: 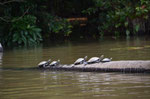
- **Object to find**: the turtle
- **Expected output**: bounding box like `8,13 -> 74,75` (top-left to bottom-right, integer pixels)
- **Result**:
74,56 -> 87,65
87,55 -> 104,64
0,43 -> 3,52
101,58 -> 112,62
50,59 -> 60,66
38,59 -> 51,68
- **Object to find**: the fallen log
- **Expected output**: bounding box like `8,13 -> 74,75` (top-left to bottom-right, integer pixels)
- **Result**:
40,60 -> 150,73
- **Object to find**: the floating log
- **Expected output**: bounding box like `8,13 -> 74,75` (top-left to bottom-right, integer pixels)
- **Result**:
40,61 -> 150,73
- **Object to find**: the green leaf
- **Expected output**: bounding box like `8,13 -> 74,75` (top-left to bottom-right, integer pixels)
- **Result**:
115,23 -> 121,28
124,21 -> 128,27
29,38 -> 35,43
135,24 -> 140,32
21,33 -> 27,45
126,30 -> 130,36
32,33 -> 36,41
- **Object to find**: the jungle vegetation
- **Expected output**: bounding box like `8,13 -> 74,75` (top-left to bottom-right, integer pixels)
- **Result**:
0,0 -> 150,46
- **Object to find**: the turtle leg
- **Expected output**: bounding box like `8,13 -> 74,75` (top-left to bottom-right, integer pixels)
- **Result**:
97,59 -> 100,63
80,61 -> 83,64
43,64 -> 46,68
83,61 -> 87,66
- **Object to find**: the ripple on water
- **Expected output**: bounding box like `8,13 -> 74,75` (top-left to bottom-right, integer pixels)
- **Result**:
1,37 -> 150,99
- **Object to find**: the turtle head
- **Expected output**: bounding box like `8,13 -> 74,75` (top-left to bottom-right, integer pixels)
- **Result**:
110,58 -> 112,60
57,59 -> 60,63
0,43 -> 2,47
58,59 -> 60,62
47,59 -> 51,64
0,43 -> 3,52
100,55 -> 104,59
84,56 -> 88,60
57,59 -> 60,65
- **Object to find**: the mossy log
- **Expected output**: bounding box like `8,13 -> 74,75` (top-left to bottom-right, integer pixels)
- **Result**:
41,60 -> 150,73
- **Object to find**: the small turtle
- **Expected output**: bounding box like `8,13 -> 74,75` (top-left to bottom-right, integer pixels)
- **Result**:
38,59 -> 51,68
0,43 -> 3,52
50,59 -> 60,66
101,58 -> 112,62
87,55 -> 104,64
74,56 -> 87,65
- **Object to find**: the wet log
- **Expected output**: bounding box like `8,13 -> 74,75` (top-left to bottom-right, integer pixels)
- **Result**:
41,61 -> 150,73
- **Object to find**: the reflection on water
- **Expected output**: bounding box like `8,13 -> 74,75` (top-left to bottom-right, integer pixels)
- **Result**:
0,36 -> 150,99
0,70 -> 150,99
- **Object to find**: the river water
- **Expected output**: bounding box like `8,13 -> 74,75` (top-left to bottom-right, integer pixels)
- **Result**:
0,37 -> 150,99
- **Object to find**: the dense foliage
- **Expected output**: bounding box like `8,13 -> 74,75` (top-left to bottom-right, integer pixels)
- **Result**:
38,13 -> 72,39
0,0 -> 73,46
0,0 -> 150,46
0,15 -> 42,46
83,0 -> 150,37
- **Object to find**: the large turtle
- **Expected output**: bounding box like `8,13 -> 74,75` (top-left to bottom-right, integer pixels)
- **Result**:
101,57 -> 112,62
50,60 -> 60,66
38,59 -> 51,68
87,55 -> 104,64
74,56 -> 87,65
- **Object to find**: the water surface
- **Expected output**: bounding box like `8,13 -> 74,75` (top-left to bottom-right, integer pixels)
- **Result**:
0,37 -> 150,99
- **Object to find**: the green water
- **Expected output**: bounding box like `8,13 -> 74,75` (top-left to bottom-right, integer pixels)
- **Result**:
0,37 -> 150,99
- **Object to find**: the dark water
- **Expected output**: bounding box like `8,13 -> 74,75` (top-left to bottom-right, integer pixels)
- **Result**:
0,37 -> 150,99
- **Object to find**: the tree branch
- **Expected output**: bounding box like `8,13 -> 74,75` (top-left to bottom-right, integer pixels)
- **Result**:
0,7 -> 30,22
11,7 -> 30,22
0,17 -> 10,22
0,0 -> 24,5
